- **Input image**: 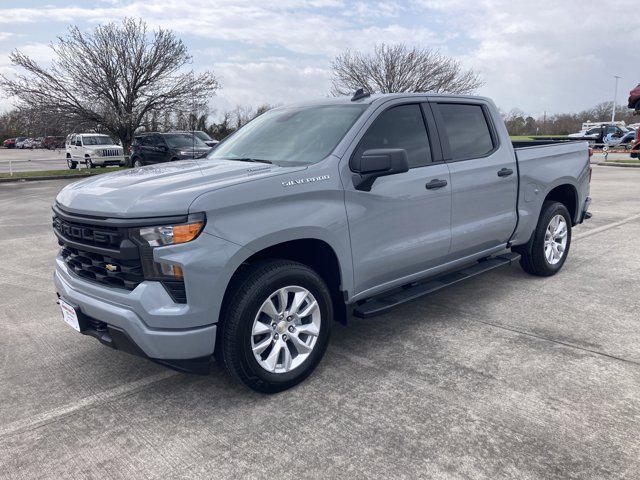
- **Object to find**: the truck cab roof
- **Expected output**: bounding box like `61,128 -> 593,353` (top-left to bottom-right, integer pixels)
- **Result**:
281,92 -> 495,109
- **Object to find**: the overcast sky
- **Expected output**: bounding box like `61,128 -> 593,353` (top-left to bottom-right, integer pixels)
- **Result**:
0,0 -> 638,118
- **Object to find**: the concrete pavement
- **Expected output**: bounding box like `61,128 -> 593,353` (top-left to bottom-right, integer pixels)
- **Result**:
1,166 -> 640,479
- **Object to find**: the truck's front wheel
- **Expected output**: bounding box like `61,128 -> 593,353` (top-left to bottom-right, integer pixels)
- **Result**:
515,201 -> 572,276
220,260 -> 332,393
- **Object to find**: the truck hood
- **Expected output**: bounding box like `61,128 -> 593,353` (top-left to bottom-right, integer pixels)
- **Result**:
56,159 -> 304,218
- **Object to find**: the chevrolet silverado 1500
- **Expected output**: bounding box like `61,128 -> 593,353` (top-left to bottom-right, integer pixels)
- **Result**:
53,92 -> 591,392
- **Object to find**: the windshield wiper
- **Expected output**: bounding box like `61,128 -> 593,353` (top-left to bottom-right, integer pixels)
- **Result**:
222,157 -> 273,164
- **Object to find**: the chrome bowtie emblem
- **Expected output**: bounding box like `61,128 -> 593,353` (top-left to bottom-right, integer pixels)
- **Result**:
105,264 -> 118,272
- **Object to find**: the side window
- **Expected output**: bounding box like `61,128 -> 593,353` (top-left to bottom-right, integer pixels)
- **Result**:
355,104 -> 432,168
437,103 -> 495,160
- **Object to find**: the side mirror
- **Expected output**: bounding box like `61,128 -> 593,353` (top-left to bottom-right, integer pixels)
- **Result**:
351,148 -> 409,191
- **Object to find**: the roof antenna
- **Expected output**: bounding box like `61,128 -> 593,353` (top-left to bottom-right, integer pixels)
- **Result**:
351,88 -> 370,101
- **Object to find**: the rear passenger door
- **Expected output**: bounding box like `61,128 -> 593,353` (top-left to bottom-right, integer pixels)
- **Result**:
344,102 -> 452,296
432,101 -> 518,258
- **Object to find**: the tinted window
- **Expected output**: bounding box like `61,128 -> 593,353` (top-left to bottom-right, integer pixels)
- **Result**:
355,104 -> 431,168
438,104 -> 495,160
164,133 -> 208,149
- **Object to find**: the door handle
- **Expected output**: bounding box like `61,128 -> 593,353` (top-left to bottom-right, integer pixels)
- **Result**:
497,168 -> 513,177
426,179 -> 448,189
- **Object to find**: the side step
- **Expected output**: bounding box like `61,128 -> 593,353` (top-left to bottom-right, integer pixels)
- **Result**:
352,252 -> 521,318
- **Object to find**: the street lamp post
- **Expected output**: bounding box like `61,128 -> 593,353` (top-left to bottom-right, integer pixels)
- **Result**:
611,75 -> 621,123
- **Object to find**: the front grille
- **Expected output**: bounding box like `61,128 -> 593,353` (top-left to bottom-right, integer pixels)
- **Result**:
53,207 -> 187,303
53,216 -> 121,249
61,245 -> 143,290
100,148 -> 122,157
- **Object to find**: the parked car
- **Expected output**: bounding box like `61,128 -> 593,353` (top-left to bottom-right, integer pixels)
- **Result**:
129,132 -> 211,168
628,84 -> 640,111
65,133 -> 126,169
568,124 -> 628,145
3,138 -> 15,149
43,136 -> 65,150
15,137 -> 28,149
173,130 -> 219,148
53,93 -> 591,393
23,138 -> 37,149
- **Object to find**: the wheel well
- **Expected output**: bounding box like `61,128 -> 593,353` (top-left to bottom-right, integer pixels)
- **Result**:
225,239 -> 347,324
545,184 -> 578,224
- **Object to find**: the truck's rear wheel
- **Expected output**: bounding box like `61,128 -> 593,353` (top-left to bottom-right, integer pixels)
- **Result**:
220,260 -> 332,393
515,201 -> 572,276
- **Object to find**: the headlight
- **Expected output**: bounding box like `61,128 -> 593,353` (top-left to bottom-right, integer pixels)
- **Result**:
137,214 -> 205,247
134,213 -> 206,280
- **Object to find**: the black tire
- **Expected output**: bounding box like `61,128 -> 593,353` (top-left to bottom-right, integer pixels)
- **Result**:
132,157 -> 144,168
514,201 -> 572,277
219,260 -> 332,393
66,155 -> 77,170
85,157 -> 94,169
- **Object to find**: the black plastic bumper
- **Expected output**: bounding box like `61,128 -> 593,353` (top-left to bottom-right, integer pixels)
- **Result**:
579,196 -> 592,223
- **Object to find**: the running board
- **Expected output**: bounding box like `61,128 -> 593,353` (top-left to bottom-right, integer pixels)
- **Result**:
352,252 -> 521,318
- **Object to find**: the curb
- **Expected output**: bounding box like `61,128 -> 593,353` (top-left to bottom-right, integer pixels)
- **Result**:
598,162 -> 640,168
0,173 -> 97,183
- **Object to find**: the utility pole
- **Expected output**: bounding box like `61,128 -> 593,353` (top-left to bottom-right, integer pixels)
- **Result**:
611,75 -> 621,122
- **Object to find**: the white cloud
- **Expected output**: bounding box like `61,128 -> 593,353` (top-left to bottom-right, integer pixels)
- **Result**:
415,0 -> 640,115
0,0 -> 638,116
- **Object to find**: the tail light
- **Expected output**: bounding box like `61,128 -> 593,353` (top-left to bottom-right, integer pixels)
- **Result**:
588,147 -> 593,158
128,145 -> 132,154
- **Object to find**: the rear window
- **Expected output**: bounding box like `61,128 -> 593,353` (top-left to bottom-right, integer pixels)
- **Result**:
437,104 -> 495,160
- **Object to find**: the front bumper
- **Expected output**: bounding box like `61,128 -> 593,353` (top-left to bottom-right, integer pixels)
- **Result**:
55,265 -> 217,371
92,156 -> 126,166
53,229 -> 248,371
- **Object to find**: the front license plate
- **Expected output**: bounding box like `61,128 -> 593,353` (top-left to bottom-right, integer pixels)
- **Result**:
59,299 -> 81,332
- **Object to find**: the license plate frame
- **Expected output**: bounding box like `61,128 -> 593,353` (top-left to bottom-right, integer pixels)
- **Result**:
59,298 -> 81,332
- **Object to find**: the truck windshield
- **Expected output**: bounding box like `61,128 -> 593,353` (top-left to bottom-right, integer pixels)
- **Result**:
208,104 -> 368,165
83,136 -> 116,146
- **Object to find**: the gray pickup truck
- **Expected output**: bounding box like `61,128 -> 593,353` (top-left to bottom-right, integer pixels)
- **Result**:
53,92 -> 591,392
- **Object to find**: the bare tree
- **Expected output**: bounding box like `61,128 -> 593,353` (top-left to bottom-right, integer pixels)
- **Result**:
1,18 -> 219,151
331,43 -> 482,96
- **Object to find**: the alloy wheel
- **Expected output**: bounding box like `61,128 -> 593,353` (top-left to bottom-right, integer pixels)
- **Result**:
544,214 -> 568,265
250,285 -> 321,374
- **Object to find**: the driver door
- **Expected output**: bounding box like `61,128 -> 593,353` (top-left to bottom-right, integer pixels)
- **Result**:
343,102 -> 452,296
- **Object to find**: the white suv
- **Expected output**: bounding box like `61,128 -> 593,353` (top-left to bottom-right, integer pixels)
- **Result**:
66,134 -> 126,169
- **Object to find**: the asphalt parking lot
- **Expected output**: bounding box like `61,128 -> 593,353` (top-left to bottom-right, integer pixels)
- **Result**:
1,166 -> 640,479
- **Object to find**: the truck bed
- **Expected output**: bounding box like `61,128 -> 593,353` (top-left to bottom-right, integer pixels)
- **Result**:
509,140 -> 591,246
